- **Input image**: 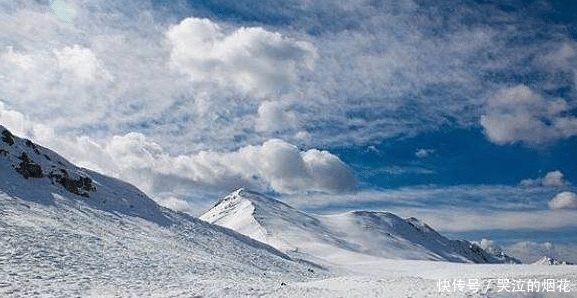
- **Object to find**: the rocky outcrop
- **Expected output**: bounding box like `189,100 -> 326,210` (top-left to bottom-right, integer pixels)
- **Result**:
1,129 -> 15,146
16,152 -> 44,179
1,126 -> 97,198
48,169 -> 96,197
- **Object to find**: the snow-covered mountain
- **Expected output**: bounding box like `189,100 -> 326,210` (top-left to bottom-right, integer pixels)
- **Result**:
533,256 -> 575,265
201,189 -> 520,268
0,125 -> 322,296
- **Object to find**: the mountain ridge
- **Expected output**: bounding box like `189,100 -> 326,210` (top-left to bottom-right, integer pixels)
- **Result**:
201,188 -> 521,266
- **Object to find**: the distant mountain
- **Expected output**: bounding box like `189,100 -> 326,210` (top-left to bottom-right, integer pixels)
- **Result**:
533,256 -> 575,265
0,125 -> 321,296
201,188 -> 520,266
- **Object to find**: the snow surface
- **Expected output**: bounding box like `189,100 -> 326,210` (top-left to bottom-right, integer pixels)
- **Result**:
2,125 -> 577,297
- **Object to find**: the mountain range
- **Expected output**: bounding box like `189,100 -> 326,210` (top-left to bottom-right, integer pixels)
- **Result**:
200,188 -> 519,269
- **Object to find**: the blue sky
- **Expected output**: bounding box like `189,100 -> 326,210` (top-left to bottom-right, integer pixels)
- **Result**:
1,0 -> 577,260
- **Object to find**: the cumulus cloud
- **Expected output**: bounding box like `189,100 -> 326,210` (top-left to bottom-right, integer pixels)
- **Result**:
481,85 -> 577,145
162,138 -> 357,194
52,132 -> 357,196
0,104 -> 356,210
549,191 -> 577,210
520,170 -> 569,187
166,17 -> 317,96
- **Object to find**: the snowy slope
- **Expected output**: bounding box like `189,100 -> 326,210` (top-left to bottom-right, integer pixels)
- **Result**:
201,189 -> 519,267
0,126 -> 323,297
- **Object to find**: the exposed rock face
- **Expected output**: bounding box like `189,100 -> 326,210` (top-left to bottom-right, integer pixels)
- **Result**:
2,129 -> 15,145
48,169 -> 96,197
16,152 -> 44,179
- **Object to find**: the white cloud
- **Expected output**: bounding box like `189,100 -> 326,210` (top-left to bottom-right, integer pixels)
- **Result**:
225,139 -> 356,194
301,148 -> 357,192
520,170 -> 569,187
395,208 -> 577,232
0,101 -> 27,136
1,47 -> 37,70
542,171 -> 568,187
415,148 -> 433,158
150,138 -> 354,194
0,44 -> 117,127
54,45 -> 109,83
59,133 -> 357,196
549,191 -> 577,210
255,100 -> 299,133
166,17 -> 317,97
481,85 -> 577,145
476,239 -> 577,265
0,101 -> 356,207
